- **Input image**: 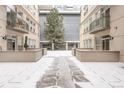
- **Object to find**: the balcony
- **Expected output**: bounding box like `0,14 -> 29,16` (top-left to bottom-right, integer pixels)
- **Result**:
89,15 -> 110,34
7,10 -> 29,34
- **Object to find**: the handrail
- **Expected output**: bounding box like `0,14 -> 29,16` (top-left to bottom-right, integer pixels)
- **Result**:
7,10 -> 29,33
89,15 -> 110,33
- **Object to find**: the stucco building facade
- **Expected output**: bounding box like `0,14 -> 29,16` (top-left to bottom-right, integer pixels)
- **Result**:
0,5 -> 40,50
80,5 -> 124,62
110,5 -> 124,61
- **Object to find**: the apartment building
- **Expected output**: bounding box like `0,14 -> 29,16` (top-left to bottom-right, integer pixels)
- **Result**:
80,5 -> 124,61
0,5 -> 40,50
39,5 -> 80,50
80,5 -> 110,50
110,5 -> 124,61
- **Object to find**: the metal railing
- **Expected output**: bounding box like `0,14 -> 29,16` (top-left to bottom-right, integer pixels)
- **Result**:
89,15 -> 110,34
7,10 -> 29,33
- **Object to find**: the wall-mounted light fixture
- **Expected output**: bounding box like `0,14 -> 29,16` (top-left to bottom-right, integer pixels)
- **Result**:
109,35 -> 114,40
2,35 -> 7,40
0,35 -> 7,40
114,26 -> 118,30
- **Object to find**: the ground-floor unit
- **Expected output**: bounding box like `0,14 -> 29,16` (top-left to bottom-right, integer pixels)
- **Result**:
0,5 -> 40,51
80,5 -> 124,62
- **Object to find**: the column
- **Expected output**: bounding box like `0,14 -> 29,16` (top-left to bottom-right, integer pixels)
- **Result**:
73,43 -> 76,48
78,43 -> 80,48
66,42 -> 68,50
52,43 -> 54,50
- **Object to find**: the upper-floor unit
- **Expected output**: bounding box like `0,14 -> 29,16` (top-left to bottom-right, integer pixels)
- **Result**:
7,6 -> 29,34
0,5 -> 40,50
6,5 -> 40,34
81,5 -> 110,34
38,5 -> 54,11
80,5 -> 111,50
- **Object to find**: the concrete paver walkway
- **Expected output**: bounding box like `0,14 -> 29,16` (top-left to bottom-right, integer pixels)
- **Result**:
37,57 -> 76,88
0,51 -> 124,88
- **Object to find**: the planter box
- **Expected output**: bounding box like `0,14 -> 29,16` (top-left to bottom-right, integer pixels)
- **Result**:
76,49 -> 120,62
0,49 -> 43,62
72,48 -> 93,56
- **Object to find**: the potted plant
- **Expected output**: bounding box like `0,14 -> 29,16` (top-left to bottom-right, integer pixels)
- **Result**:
24,36 -> 29,50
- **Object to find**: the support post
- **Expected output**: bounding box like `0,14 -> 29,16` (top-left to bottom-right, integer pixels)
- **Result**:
66,42 -> 68,50
52,43 -> 54,50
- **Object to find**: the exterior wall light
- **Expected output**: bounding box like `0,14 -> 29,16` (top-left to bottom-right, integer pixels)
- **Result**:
2,35 -> 7,40
114,26 -> 118,30
109,36 -> 114,40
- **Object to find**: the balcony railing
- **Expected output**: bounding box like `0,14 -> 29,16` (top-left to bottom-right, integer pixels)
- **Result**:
7,10 -> 29,34
89,15 -> 110,34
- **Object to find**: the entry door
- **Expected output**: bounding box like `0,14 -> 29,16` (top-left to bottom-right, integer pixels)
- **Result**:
102,39 -> 110,50
7,39 -> 16,50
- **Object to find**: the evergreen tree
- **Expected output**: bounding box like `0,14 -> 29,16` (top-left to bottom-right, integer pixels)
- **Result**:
44,8 -> 64,50
24,36 -> 29,50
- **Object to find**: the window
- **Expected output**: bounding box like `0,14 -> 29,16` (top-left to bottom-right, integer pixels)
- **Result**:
27,38 -> 30,46
89,17 -> 92,23
86,27 -> 89,32
7,6 -> 11,12
18,12 -> 23,17
28,38 -> 36,48
33,28 -> 35,32
7,5 -> 16,11
30,27 -> 32,32
33,5 -> 36,10
100,7 -> 105,13
26,17 -> 29,22
95,12 -> 99,19
86,40 -> 88,48
83,39 -> 92,48
83,5 -> 88,16
84,29 -> 85,33
30,21 -> 32,24
33,12 -> 36,16
83,40 -> 86,48
89,39 -> 92,48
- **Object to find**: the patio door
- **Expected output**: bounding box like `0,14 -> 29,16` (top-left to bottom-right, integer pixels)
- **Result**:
7,39 -> 16,50
102,37 -> 110,50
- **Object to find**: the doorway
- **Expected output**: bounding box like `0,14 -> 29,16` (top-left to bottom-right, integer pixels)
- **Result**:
102,36 -> 110,50
7,39 -> 16,50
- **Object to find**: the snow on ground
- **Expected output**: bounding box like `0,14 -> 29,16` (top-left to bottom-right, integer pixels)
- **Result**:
0,54 -> 54,88
69,55 -> 124,88
0,51 -> 124,88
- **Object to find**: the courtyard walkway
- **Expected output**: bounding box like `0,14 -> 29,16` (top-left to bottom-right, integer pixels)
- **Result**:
0,51 -> 124,88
